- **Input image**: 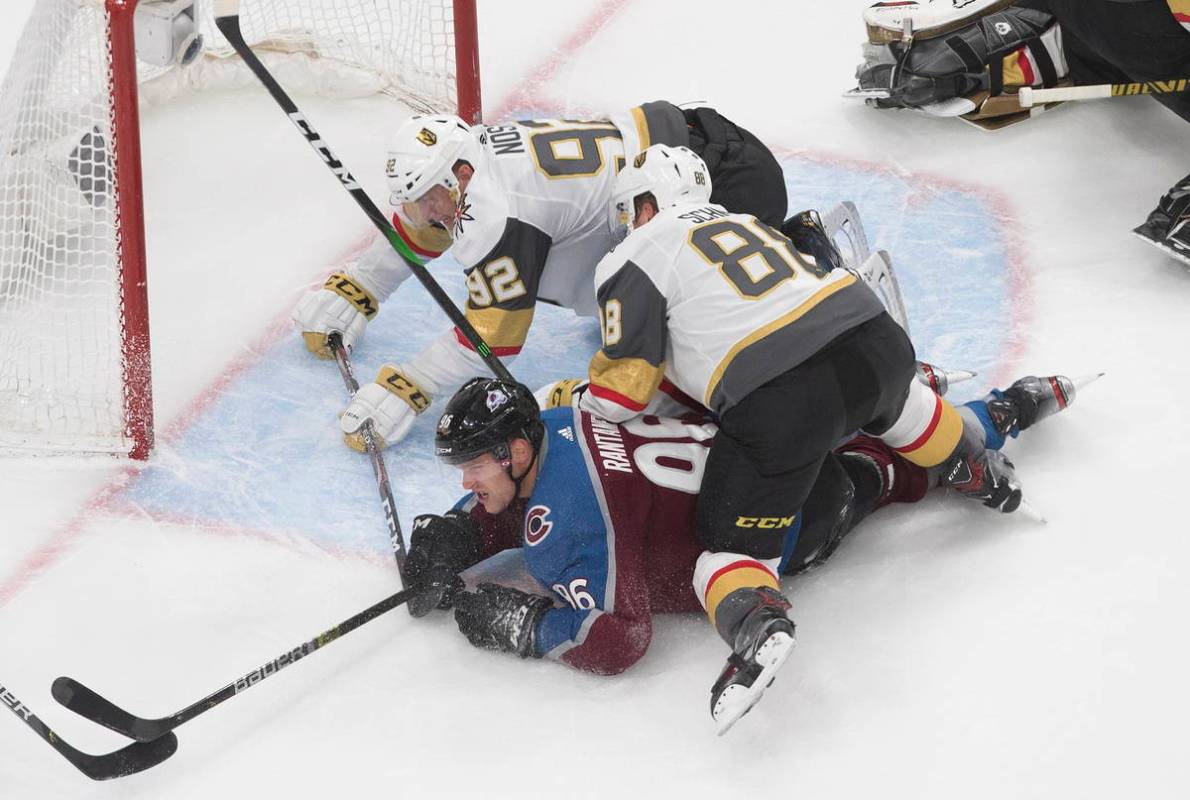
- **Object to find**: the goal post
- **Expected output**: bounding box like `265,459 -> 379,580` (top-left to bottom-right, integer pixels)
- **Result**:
0,0 -> 481,459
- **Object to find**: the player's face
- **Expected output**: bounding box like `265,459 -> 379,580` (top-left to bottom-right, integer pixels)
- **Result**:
402,184 -> 458,229
456,452 -> 516,513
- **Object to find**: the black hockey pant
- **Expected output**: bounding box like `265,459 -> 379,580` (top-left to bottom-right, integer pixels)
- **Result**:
684,107 -> 789,227
694,312 -> 917,561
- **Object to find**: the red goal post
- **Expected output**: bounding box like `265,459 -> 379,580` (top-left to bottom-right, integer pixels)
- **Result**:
0,0 -> 481,459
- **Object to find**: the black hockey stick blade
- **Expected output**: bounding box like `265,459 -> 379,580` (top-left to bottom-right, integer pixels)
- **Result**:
57,730 -> 178,781
52,586 -> 413,742
52,677 -> 170,744
2,681 -> 177,780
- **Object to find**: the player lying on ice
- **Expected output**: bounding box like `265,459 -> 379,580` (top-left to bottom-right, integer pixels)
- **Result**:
407,371 -> 1087,735
849,0 -> 1190,266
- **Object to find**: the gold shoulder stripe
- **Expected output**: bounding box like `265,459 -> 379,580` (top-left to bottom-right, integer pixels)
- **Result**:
464,306 -> 535,349
705,274 -> 858,406
588,351 -> 664,407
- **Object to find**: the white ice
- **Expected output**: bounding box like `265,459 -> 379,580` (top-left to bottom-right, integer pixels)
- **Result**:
2,1 -> 1189,798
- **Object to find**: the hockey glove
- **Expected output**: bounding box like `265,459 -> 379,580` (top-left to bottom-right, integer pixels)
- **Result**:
339,364 -> 432,451
405,511 -> 482,618
453,583 -> 554,659
533,378 -> 588,410
294,272 -> 380,359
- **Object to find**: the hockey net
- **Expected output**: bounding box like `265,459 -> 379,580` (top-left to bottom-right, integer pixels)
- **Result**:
0,0 -> 479,458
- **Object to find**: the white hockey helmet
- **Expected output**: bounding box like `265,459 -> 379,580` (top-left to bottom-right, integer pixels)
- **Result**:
385,114 -> 480,206
608,144 -> 712,242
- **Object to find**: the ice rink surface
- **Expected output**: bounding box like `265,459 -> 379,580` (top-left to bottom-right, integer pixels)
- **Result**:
2,1 -> 1189,797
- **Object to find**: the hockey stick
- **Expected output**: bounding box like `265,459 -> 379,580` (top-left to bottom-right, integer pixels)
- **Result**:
51,587 -> 413,743
328,331 -> 409,581
212,0 -> 513,383
1019,79 -> 1190,107
978,78 -> 1190,117
1,680 -> 177,780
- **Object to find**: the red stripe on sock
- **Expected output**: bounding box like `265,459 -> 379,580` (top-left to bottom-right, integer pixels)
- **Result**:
894,394 -> 943,454
703,560 -> 774,605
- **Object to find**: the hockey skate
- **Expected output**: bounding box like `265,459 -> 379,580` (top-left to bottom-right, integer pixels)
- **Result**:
1133,172 -> 1190,269
709,588 -> 797,736
985,374 -> 1090,438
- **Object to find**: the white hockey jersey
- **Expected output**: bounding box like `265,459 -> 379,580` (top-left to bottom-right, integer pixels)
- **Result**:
348,102 -> 697,397
580,202 -> 887,421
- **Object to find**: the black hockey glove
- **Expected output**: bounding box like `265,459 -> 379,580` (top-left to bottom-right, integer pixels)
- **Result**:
857,8 -> 1055,110
404,511 -> 482,618
781,210 -> 845,272
453,583 -> 554,659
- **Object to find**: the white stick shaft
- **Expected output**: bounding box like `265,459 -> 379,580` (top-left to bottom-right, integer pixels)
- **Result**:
1020,84 -> 1126,107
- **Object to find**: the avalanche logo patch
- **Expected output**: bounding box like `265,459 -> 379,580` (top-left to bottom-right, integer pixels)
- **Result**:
486,387 -> 509,412
525,504 -> 554,546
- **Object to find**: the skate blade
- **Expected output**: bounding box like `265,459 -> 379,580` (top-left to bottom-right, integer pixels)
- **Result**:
1131,228 -> 1190,270
1070,373 -> 1105,393
1016,498 -> 1047,524
843,88 -> 891,100
713,632 -> 796,737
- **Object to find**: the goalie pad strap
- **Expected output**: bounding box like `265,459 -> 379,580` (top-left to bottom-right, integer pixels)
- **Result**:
945,35 -> 986,73
1029,39 -> 1059,87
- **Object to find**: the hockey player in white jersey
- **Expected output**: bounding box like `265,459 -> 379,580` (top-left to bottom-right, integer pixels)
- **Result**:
290,103 -> 789,449
572,144 -> 1025,727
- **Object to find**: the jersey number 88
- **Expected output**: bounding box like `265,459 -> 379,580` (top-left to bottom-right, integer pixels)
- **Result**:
688,218 -> 830,299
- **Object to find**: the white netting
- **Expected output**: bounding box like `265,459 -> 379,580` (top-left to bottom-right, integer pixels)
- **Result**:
0,0 -> 463,456
141,0 -> 459,110
0,0 -> 126,455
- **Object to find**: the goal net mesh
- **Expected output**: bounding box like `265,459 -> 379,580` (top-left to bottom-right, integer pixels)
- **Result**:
0,0 -> 461,455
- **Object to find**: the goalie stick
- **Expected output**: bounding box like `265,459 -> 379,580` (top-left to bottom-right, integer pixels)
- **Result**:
328,331 -> 410,586
211,0 -> 513,383
1,681 -> 177,780
52,587 -> 413,743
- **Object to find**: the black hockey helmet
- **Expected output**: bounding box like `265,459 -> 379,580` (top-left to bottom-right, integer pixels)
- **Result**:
434,377 -> 544,466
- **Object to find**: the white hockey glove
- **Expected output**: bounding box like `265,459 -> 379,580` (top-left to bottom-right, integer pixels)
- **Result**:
294,272 -> 380,360
533,378 -> 588,409
339,364 -> 433,451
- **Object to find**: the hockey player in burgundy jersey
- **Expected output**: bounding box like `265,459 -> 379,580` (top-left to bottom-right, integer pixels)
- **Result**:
405,373 -> 1087,733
